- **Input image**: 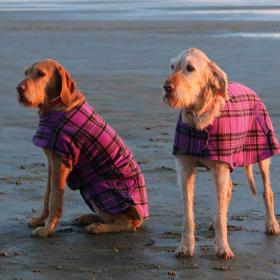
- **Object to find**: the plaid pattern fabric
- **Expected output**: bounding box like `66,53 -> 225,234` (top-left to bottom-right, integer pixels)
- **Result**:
33,102 -> 149,219
173,82 -> 280,171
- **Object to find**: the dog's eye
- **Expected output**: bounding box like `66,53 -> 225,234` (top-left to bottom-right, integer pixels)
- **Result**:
24,68 -> 30,76
186,64 -> 195,72
170,64 -> 175,70
37,70 -> 46,78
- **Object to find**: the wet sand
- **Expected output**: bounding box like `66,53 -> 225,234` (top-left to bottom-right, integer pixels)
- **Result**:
1,18 -> 280,279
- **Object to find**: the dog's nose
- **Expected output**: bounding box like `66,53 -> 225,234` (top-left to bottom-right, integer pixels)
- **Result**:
164,81 -> 174,94
16,83 -> 26,94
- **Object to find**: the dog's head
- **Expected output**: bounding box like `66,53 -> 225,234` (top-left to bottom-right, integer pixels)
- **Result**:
16,59 -> 77,110
163,48 -> 228,111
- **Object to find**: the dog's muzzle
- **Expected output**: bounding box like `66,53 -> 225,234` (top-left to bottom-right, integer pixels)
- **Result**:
17,82 -> 26,94
16,81 -> 29,105
163,81 -> 174,95
163,81 -> 175,105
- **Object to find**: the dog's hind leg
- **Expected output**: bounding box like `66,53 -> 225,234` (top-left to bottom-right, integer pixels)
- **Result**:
85,206 -> 142,234
86,222 -> 136,234
258,159 -> 280,235
175,156 -> 196,258
213,164 -> 235,259
73,214 -> 104,226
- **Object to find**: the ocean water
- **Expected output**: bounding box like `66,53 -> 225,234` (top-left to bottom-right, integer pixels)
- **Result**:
1,1 -> 280,40
1,0 -> 280,21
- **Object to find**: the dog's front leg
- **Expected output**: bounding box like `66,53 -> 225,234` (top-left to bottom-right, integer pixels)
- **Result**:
175,156 -> 196,257
212,164 -> 234,259
32,152 -> 70,238
29,159 -> 51,228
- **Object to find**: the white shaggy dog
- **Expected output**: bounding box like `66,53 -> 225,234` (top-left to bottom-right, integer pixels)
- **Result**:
163,48 -> 280,259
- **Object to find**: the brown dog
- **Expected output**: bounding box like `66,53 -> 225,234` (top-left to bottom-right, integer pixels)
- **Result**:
17,59 -> 149,237
163,48 -> 280,259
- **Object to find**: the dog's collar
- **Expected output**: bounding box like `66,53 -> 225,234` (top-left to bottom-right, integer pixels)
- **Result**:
49,96 -> 63,107
199,95 -> 218,115
184,95 -> 219,126
185,95 -> 218,116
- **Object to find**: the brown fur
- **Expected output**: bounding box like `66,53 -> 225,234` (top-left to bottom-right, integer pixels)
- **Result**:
163,48 -> 280,259
17,59 -> 143,237
17,59 -> 84,113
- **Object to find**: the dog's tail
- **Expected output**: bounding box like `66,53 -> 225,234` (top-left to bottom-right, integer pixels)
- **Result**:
244,165 -> 257,198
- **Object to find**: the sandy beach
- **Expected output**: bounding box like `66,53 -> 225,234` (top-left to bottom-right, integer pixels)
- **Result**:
1,5 -> 280,279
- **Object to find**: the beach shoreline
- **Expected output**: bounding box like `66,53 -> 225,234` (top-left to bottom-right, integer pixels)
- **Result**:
1,13 -> 280,280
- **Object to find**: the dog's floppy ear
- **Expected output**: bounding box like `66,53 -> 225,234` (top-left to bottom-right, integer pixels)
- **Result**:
207,61 -> 228,99
56,65 -> 76,106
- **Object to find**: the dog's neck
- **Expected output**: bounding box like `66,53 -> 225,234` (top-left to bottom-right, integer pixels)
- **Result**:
182,95 -> 225,130
49,95 -> 63,107
38,91 -> 85,115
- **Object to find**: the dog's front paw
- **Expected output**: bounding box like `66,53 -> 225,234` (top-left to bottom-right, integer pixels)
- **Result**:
215,246 -> 235,259
86,223 -> 105,234
175,243 -> 195,258
28,216 -> 45,228
266,219 -> 280,236
31,227 -> 53,238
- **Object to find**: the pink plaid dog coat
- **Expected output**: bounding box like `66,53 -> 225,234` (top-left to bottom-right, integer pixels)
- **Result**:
173,82 -> 280,170
33,101 -> 149,219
